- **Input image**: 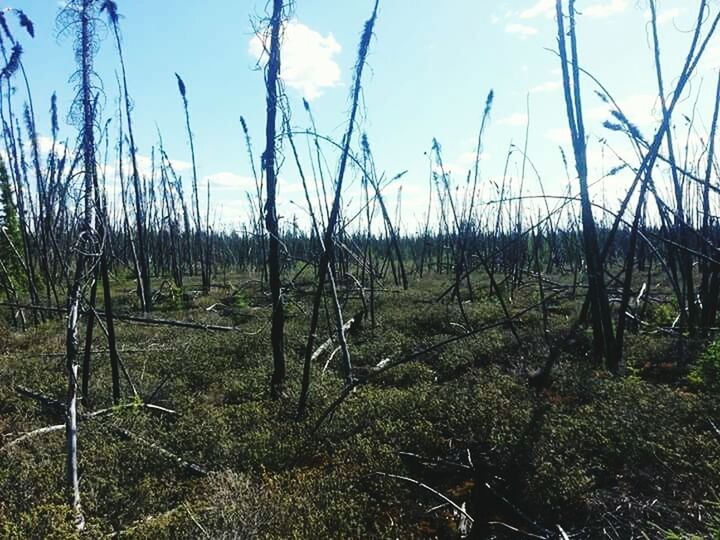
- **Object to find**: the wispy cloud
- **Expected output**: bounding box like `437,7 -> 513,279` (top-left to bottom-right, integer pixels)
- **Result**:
97,153 -> 191,190
136,155 -> 191,178
517,0 -> 628,22
655,7 -> 682,25
519,0 -> 555,19
205,171 -> 256,190
529,81 -> 561,94
582,0 -> 628,19
249,20 -> 342,101
433,149 -> 491,177
36,135 -> 67,156
505,23 -> 538,38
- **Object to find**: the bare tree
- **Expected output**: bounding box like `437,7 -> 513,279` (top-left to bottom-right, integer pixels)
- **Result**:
176,73 -> 209,293
297,0 -> 379,418
58,0 -> 104,529
261,0 -> 286,395
556,0 -> 616,369
101,0 -> 151,311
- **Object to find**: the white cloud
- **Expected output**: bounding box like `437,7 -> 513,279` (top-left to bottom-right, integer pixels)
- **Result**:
505,23 -> 538,38
459,150 -> 491,164
530,81 -> 561,93
642,7 -> 682,25
519,0 -> 555,19
205,172 -> 256,190
249,20 -> 342,101
135,154 -> 190,178
656,8 -> 681,25
517,0 -> 627,21
35,135 -> 67,156
499,112 -> 529,127
582,0 -> 628,19
433,149 -> 491,177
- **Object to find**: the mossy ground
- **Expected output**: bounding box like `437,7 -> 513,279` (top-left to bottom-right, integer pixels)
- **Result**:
1,271 -> 719,538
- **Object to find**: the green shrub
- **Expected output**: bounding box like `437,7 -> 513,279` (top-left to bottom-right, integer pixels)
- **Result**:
1,504 -> 90,539
648,302 -> 677,327
690,339 -> 720,393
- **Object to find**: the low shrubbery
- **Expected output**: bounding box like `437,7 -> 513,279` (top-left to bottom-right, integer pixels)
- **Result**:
1,275 -> 719,537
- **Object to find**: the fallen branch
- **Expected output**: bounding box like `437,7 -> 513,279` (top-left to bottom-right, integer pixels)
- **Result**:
5,347 -> 176,359
397,451 -> 473,471
313,291 -> 564,432
0,302 -> 240,332
104,313 -> 239,332
321,346 -> 342,375
482,481 -> 552,538
84,403 -> 178,419
1,423 -> 65,451
14,385 -> 65,413
310,312 -> 362,363
373,472 -> 474,523
110,426 -> 207,476
487,521 -> 548,539
106,505 -> 213,538
184,502 -> 210,538
1,403 -> 178,452
710,420 -> 720,442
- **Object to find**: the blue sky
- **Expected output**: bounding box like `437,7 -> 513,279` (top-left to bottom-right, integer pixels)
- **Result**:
7,0 -> 720,231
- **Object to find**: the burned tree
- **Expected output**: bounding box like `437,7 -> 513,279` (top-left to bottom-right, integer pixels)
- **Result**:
556,0 -> 616,370
297,0 -> 379,418
101,0 -> 151,311
57,0 -> 104,528
260,0 -> 287,395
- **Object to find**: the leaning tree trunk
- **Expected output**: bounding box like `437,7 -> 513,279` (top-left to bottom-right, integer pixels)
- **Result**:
176,74 -> 208,293
297,0 -> 379,418
104,1 -> 151,311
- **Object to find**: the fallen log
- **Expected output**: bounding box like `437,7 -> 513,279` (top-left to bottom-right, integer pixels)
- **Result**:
1,423 -> 65,451
0,302 -> 240,332
110,426 -> 207,476
14,385 -> 65,414
1,403 -> 178,452
310,313 -> 361,363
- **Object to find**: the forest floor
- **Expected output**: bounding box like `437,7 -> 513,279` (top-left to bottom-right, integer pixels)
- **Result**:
1,271 -> 719,539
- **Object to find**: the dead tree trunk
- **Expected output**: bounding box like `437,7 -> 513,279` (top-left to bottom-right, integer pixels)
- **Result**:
262,0 -> 286,395
103,0 -> 152,311
297,0 -> 378,418
556,0 -> 617,370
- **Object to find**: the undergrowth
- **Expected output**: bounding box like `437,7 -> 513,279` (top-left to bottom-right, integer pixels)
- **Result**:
1,273 -> 719,538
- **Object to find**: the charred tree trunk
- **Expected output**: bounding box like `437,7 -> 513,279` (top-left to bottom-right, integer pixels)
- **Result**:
263,0 -> 286,395
297,1 -> 378,418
